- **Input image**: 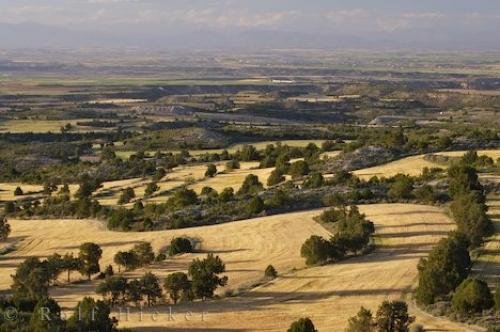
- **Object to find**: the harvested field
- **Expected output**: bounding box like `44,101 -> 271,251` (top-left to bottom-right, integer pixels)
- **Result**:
353,150 -> 500,180
0,204 -> 473,331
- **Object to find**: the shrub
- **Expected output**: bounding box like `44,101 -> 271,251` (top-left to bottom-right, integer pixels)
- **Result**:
412,185 -> 436,204
169,237 -> 193,256
14,186 -> 23,196
118,187 -> 135,204
267,169 -> 285,186
302,172 -> 324,189
287,317 -> 317,332
0,216 -> 11,241
388,174 -> 414,200
264,265 -> 278,279
288,160 -> 309,179
246,196 -> 265,215
451,278 -> 494,315
219,187 -> 235,203
225,159 -> 240,171
205,164 -> 217,177
301,235 -> 333,266
238,174 -> 264,195
144,182 -> 159,197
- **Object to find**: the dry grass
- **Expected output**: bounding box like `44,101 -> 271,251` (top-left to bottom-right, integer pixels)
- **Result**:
353,150 -> 500,180
0,204 -> 470,331
0,183 -> 44,201
0,119 -> 113,133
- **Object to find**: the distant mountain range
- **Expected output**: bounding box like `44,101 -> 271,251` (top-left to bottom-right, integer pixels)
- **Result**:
1,22 -> 499,51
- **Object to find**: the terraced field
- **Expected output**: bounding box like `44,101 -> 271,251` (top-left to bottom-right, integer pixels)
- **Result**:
0,204 -> 472,331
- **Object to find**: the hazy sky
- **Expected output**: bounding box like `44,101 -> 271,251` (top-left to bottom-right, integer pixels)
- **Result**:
1,0 -> 500,49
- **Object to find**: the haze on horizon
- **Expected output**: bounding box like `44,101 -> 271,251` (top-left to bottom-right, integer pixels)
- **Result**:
1,0 -> 500,51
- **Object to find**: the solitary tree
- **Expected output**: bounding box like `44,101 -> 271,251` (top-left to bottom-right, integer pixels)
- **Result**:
205,164 -> 217,177
14,186 -> 23,196
264,265 -> 278,279
79,242 -> 103,280
169,237 -> 193,256
132,242 -> 155,266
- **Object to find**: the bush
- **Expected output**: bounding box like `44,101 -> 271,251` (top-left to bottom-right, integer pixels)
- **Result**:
205,164 -> 217,177
287,317 -> 317,332
300,235 -> 333,266
246,196 -> 265,215
264,265 -> 278,279
169,237 -> 193,256
14,186 -> 23,196
238,174 -> 264,195
267,169 -> 285,186
225,159 -> 240,171
412,185 -> 436,204
288,160 -> 309,179
388,174 -> 414,200
302,172 -> 324,189
118,187 -> 135,204
451,278 -> 494,315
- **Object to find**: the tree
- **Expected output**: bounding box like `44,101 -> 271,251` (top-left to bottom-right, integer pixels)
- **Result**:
246,196 -> 265,215
415,234 -> 471,305
225,159 -> 240,171
205,164 -> 217,177
132,242 -> 155,266
29,297 -> 65,331
168,187 -> 198,208
67,297 -> 115,332
264,265 -> 278,279
114,251 -> 139,272
4,201 -> 15,215
11,257 -> 49,301
169,237 -> 193,256
164,272 -> 191,304
287,317 -> 317,332
79,242 -> 103,280
239,145 -> 259,161
448,165 -> 483,199
450,191 -> 492,248
126,279 -> 143,305
388,174 -> 414,200
452,278 -> 494,315
303,172 -> 324,189
96,276 -> 128,306
144,182 -> 159,197
46,253 -> 64,285
140,272 -> 163,306
219,187 -> 235,203
288,160 -> 309,179
14,186 -> 23,196
412,185 -> 436,204
346,307 -> 375,332
267,169 -> 285,186
300,235 -> 332,266
238,174 -> 264,195
188,254 -> 228,300
0,216 -> 11,241
62,253 -> 83,283
375,301 -> 413,332
118,187 -> 135,204
275,154 -> 291,173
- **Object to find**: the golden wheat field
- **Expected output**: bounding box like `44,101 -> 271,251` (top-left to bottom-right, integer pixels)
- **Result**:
353,149 -> 500,180
0,204 -> 475,331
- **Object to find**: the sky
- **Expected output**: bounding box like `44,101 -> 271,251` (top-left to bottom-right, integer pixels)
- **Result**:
1,0 -> 499,50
